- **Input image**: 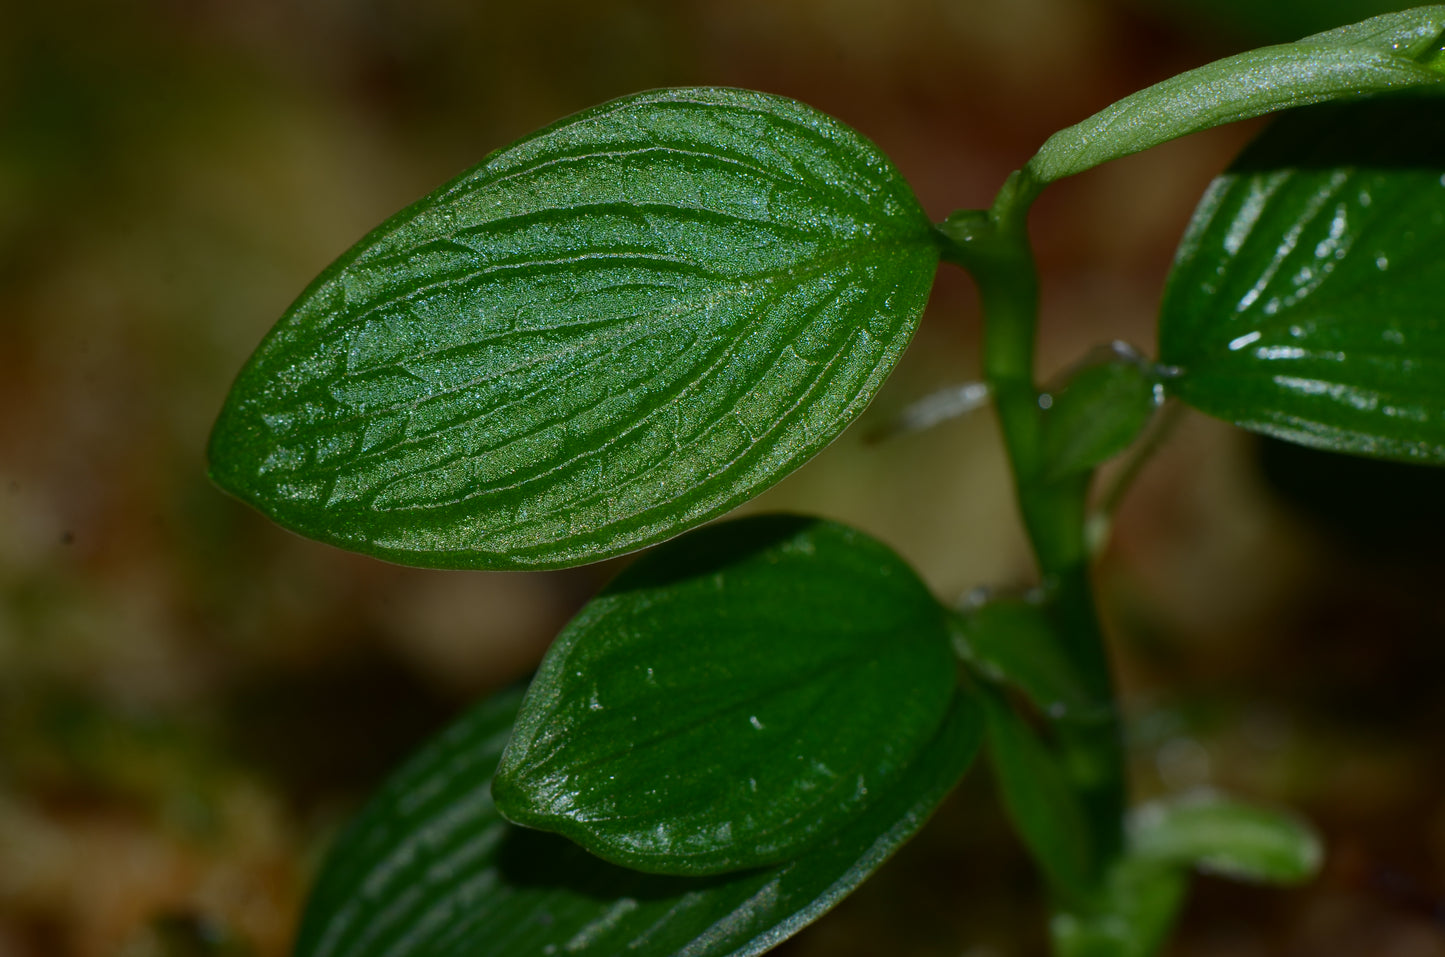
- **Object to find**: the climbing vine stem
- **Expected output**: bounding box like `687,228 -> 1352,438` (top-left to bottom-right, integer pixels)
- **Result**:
937,169 -> 1126,881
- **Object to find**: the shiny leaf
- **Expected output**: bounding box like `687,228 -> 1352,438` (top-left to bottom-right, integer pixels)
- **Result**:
1027,6 -> 1445,184
492,515 -> 959,875
1161,97 -> 1445,462
294,685 -> 985,957
209,88 -> 938,570
1130,792 -> 1323,885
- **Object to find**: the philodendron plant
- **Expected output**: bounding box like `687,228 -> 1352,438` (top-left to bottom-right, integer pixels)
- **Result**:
209,8 -> 1445,955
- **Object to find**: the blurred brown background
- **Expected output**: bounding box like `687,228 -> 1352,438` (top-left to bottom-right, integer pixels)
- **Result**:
4,1 -> 1445,954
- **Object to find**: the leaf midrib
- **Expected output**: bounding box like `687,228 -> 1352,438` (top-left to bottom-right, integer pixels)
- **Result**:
276,237 -> 931,504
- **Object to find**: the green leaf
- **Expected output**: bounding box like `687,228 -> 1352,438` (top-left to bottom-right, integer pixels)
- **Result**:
294,684 -> 985,957
208,88 -> 938,570
1160,97 -> 1445,462
1049,789 -> 1320,956
1130,792 -> 1323,885
981,687 -> 1096,902
492,515 -> 959,875
951,597 -> 1095,721
1039,346 -> 1162,482
1026,7 -> 1445,184
1050,854 -> 1189,957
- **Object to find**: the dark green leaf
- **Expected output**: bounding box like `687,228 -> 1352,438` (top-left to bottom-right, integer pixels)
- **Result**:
1161,98 -> 1445,462
294,685 -> 985,957
981,688 -> 1096,901
1051,854 -> 1189,957
492,515 -> 958,875
208,88 -> 938,570
1039,345 -> 1161,481
1027,7 -> 1445,184
1130,792 -> 1322,885
950,597 -> 1094,721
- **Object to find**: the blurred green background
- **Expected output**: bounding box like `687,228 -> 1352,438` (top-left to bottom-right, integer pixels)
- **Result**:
4,1 -> 1444,954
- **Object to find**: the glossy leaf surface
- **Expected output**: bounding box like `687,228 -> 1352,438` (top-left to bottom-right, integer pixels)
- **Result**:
209,88 -> 938,569
1130,792 -> 1322,885
1027,7 -> 1445,184
1161,98 -> 1445,462
981,688 -> 1096,902
294,685 -> 985,957
493,515 -> 958,875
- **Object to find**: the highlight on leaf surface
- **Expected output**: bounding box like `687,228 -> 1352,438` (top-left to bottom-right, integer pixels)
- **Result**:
208,87 -> 939,570
294,684 -> 985,957
491,514 -> 961,876
1160,97 -> 1445,463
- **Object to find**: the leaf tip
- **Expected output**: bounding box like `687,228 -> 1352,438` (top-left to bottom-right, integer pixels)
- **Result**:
488,750 -> 537,825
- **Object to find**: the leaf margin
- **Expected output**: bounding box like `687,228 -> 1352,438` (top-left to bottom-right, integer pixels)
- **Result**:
208,86 -> 941,571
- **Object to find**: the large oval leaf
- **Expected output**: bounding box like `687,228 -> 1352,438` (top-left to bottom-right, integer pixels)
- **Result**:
294,684 -> 984,957
1027,7 -> 1445,184
491,515 -> 958,875
208,88 -> 938,570
1160,98 -> 1445,462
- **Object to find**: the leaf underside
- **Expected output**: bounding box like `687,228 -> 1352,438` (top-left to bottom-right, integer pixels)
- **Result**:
208,87 -> 938,569
1027,6 -> 1445,183
492,515 -> 959,875
293,684 -> 984,957
1161,97 -> 1445,463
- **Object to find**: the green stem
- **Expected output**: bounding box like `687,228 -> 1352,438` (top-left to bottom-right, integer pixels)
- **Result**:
938,170 -> 1126,879
1090,400 -> 1184,554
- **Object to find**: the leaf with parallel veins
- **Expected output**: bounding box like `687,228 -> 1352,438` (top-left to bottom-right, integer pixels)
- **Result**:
294,683 -> 984,957
1161,97 -> 1445,462
208,88 -> 939,569
492,515 -> 961,876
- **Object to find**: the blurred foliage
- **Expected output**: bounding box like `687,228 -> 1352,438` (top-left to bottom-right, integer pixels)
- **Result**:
3,1 -> 1444,955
